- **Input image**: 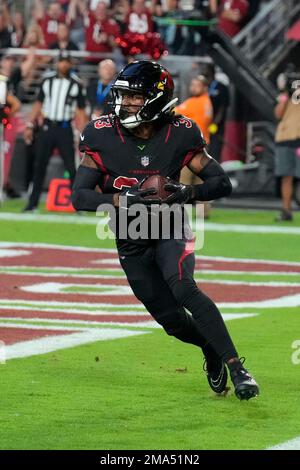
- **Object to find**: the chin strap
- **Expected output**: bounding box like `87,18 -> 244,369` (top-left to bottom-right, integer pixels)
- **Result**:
116,97 -> 179,129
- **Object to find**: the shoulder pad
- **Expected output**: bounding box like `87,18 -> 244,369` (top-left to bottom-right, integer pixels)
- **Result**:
41,71 -> 57,80
70,72 -> 83,85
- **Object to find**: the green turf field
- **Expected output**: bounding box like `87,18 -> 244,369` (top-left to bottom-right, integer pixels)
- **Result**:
0,201 -> 300,450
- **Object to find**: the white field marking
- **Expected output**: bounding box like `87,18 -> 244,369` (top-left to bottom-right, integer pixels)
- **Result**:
193,279 -> 300,287
20,280 -> 300,297
20,282 -> 133,296
199,255 -> 300,267
0,241 -> 116,253
267,437 -> 300,450
2,266 -> 300,279
0,322 -> 80,331
0,305 -> 147,316
2,212 -> 300,235
218,293 -> 300,308
0,317 -> 160,328
0,249 -> 31,258
200,222 -> 300,235
0,313 -> 258,330
0,270 -> 124,279
4,328 -> 150,360
0,298 -> 144,309
92,259 -> 121,265
1,242 -> 300,268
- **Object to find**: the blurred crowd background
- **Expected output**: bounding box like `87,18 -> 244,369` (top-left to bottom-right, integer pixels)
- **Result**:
0,0 -> 300,220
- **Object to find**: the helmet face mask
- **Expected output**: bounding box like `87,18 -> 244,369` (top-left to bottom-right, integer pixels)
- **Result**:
112,61 -> 178,129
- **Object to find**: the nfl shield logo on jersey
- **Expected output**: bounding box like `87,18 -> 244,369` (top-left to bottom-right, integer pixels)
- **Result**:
141,156 -> 150,167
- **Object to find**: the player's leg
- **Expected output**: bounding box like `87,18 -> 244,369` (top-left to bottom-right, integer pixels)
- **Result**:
119,246 -> 213,350
56,127 -> 76,185
155,238 -> 259,400
120,244 -> 228,394
25,127 -> 54,210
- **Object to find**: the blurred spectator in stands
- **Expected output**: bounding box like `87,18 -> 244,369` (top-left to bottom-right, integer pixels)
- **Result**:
90,0 -> 112,9
218,0 -> 249,37
154,0 -> 184,55
49,23 -> 79,51
66,0 -> 87,49
84,2 -> 120,63
194,0 -> 219,18
200,62 -> 230,162
176,75 -> 213,148
33,0 -> 67,47
0,11 -> 11,49
19,24 -> 48,102
23,51 -> 87,212
0,54 -> 22,198
245,0 -> 261,23
11,12 -> 26,47
274,78 -> 300,222
112,0 -> 130,33
87,58 -> 116,118
58,0 -> 70,13
126,0 -> 153,35
176,75 -> 213,218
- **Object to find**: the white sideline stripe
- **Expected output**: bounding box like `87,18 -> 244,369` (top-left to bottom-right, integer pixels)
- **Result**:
2,266 -> 300,279
1,242 -> 300,268
0,270 -> 124,279
0,322 -> 79,331
0,241 -> 116,253
21,280 -> 300,296
1,212 -> 300,235
4,328 -> 149,360
0,298 -> 144,309
0,305 -> 147,316
200,222 -> 300,235
218,293 -> 300,308
0,249 -> 31,258
21,282 -> 133,295
199,255 -> 300,267
0,317 -> 161,328
1,292 -> 299,310
267,437 -> 300,450
0,313 -> 257,328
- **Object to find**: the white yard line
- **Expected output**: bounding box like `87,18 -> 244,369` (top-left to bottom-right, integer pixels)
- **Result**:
267,437 -> 300,450
0,305 -> 147,316
20,282 -> 133,295
2,266 -> 300,279
1,242 -> 300,267
218,293 -> 300,308
1,212 -> 300,234
0,313 -> 257,328
3,328 -> 149,360
0,298 -> 144,309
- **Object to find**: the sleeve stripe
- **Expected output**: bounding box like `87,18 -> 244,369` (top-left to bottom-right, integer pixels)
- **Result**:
85,150 -> 108,174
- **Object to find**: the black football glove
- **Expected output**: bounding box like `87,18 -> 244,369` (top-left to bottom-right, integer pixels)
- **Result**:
118,184 -> 161,209
164,182 -> 195,205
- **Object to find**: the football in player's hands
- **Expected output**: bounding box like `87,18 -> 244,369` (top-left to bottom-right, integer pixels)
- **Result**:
139,175 -> 173,201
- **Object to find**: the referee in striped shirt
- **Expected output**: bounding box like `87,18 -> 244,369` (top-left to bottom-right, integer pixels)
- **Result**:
23,50 -> 88,212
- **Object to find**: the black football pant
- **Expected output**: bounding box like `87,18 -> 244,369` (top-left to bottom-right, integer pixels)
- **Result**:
119,238 -> 238,362
28,124 -> 76,208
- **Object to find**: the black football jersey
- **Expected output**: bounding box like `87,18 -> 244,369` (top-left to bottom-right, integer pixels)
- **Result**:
79,114 -> 206,193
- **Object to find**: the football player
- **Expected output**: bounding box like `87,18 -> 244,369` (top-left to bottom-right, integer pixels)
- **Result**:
72,60 -> 259,400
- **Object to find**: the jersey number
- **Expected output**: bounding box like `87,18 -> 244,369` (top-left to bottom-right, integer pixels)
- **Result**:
113,176 -> 138,190
173,117 -> 192,128
94,117 -> 112,129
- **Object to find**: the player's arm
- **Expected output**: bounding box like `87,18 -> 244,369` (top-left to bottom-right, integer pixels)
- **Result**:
71,155 -> 118,212
188,148 -> 232,200
72,156 -> 159,211
165,148 -> 232,204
